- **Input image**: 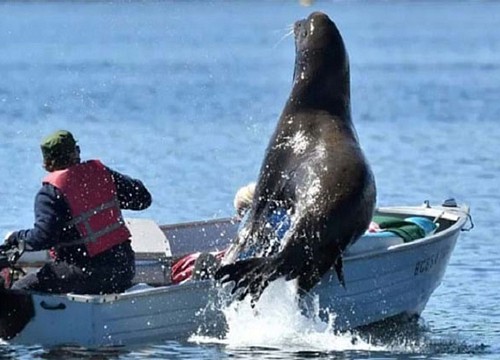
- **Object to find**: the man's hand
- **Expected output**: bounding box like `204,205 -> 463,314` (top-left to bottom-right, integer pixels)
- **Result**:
3,231 -> 18,248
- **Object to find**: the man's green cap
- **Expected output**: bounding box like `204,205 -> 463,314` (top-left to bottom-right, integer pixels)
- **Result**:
40,130 -> 77,161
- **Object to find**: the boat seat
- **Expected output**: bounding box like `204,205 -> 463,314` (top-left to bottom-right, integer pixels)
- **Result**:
125,218 -> 172,285
126,218 -> 171,257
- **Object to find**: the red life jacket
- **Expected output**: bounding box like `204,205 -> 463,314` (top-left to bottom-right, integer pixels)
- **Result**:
43,160 -> 131,257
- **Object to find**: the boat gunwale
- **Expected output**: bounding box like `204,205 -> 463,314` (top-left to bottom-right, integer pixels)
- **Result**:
159,217 -> 239,232
159,204 -> 470,263
157,204 -> 468,232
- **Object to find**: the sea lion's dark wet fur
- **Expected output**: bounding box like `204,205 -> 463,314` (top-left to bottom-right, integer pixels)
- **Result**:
216,12 -> 376,302
0,289 -> 35,339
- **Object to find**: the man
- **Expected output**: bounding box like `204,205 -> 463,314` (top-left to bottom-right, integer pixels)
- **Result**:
3,130 -> 152,294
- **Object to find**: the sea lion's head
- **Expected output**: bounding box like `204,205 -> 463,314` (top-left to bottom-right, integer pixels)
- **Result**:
291,12 -> 350,112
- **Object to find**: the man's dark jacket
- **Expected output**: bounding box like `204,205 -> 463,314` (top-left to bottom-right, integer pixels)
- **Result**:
10,166 -> 152,267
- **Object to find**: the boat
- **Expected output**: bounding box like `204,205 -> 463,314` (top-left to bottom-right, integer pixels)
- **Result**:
0,199 -> 472,347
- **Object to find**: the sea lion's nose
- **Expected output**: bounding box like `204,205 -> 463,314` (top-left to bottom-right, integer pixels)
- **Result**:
294,19 -> 307,38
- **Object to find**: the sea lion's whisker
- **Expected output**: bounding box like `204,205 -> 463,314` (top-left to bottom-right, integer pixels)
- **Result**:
273,26 -> 294,49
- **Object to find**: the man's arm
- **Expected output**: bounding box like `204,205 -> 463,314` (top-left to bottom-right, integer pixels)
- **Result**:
7,186 -> 67,251
107,167 -> 152,210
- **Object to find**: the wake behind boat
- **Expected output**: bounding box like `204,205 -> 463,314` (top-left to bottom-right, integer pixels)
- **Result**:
0,200 -> 471,347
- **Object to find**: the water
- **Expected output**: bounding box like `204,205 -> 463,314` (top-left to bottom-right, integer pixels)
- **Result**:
0,0 -> 499,358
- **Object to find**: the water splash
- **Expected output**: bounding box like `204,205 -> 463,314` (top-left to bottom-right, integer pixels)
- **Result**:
191,279 -> 385,353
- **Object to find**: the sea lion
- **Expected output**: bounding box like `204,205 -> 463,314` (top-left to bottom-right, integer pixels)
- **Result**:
0,290 -> 35,340
215,12 -> 376,302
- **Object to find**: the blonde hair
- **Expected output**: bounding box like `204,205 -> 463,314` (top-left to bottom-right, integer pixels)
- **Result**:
233,182 -> 256,217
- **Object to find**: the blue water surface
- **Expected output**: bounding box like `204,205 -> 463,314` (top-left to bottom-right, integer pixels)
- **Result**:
0,0 -> 499,358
